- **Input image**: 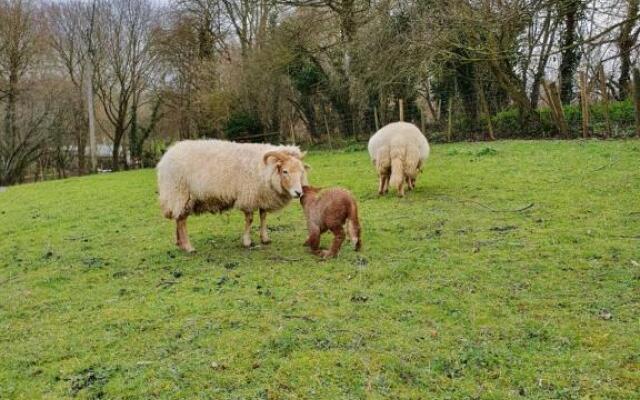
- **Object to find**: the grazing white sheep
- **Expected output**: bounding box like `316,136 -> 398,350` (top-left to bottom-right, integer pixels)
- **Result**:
368,122 -> 430,197
157,140 -> 309,252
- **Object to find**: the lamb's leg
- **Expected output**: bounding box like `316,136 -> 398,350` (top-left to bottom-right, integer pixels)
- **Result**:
176,216 -> 195,253
242,211 -> 254,248
378,174 -> 385,195
323,226 -> 345,258
307,225 -> 322,256
259,209 -> 271,244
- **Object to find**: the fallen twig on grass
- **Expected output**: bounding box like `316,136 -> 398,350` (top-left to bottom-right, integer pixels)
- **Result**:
0,275 -> 17,286
436,195 -> 534,213
591,155 -> 616,172
268,256 -> 304,262
283,315 -> 316,322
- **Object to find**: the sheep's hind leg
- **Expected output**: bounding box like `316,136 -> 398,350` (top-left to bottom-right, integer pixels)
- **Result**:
323,226 -> 345,258
259,209 -> 271,244
242,211 -> 254,248
176,216 -> 195,253
378,174 -> 385,195
380,174 -> 390,195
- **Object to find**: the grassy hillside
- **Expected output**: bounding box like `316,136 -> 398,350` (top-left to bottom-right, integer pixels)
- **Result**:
1,140 -> 639,399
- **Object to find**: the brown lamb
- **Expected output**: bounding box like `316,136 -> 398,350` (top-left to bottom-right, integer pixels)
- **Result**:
300,186 -> 362,258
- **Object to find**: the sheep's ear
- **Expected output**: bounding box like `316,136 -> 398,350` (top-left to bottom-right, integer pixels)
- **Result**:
299,151 -> 307,159
304,163 -> 311,171
263,151 -> 286,165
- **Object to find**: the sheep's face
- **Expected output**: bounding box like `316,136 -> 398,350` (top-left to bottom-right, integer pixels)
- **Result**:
263,151 -> 310,198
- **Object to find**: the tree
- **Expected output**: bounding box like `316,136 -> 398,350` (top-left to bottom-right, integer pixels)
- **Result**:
616,0 -> 639,99
0,0 -> 48,185
92,0 -> 157,170
558,0 -> 583,104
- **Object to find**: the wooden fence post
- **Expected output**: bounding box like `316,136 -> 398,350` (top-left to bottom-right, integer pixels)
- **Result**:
399,99 -> 404,121
579,71 -> 590,138
633,67 -> 640,138
598,64 -> 612,139
543,80 -> 569,138
447,100 -> 453,142
374,106 -> 380,131
323,110 -> 332,150
477,84 -> 495,140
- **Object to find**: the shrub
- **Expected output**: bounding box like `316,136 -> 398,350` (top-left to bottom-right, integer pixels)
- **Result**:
142,139 -> 168,168
224,112 -> 263,141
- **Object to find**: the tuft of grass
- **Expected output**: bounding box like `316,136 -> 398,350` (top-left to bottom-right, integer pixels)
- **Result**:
1,140 -> 639,399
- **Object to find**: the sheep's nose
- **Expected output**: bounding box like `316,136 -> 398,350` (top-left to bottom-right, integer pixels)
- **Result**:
294,190 -> 302,198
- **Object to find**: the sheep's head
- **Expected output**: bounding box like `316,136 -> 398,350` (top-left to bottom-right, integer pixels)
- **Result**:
263,150 -> 310,198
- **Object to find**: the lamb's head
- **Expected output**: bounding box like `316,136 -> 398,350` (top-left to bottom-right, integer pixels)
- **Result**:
263,150 -> 310,198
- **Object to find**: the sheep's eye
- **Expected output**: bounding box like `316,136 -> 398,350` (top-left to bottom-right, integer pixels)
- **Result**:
283,170 -> 289,175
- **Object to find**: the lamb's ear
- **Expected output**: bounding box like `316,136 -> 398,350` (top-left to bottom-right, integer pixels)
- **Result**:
263,151 -> 287,165
304,163 -> 311,171
299,151 -> 307,159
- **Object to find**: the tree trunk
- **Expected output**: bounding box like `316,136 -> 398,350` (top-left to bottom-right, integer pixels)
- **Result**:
617,0 -> 639,99
76,125 -> 87,174
4,70 -> 18,149
129,93 -> 140,164
633,67 -> 640,137
302,98 -> 319,140
559,0 -> 582,104
111,127 -> 124,171
86,62 -> 97,172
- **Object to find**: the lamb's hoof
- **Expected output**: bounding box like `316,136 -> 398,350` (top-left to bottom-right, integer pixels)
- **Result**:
320,250 -> 335,259
179,245 -> 196,253
261,237 -> 272,245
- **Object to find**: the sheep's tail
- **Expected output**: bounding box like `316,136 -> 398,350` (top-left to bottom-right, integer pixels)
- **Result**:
347,200 -> 362,251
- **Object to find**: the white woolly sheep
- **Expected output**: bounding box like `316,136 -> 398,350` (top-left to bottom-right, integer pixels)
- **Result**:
367,122 -> 430,197
157,140 -> 309,252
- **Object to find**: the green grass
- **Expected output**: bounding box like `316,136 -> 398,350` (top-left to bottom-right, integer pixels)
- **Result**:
1,140 -> 639,399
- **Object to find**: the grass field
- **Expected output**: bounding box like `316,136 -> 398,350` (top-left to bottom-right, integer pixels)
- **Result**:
1,140 -> 639,399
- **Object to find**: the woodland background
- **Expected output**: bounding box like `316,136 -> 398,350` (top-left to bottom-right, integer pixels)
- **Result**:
1,0 -> 639,184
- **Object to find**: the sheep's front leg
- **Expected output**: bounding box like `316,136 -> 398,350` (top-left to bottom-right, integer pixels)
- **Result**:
378,174 -> 386,195
242,211 -> 254,248
406,175 -> 416,191
259,209 -> 271,244
176,216 -> 195,253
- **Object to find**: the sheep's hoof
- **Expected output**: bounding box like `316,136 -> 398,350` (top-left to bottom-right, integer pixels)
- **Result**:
261,237 -> 272,245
